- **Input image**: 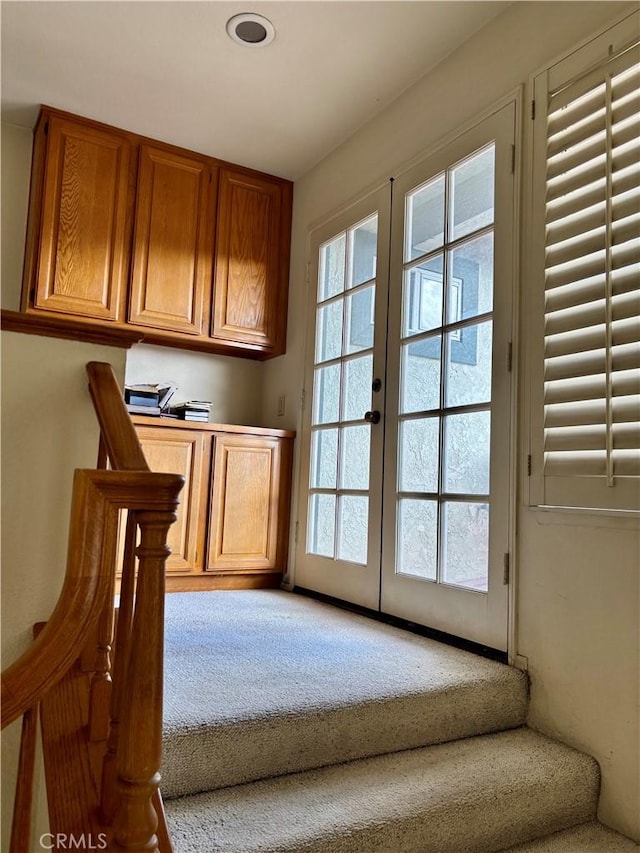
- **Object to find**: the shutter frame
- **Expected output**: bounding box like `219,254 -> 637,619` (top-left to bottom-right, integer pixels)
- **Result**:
529,12 -> 640,513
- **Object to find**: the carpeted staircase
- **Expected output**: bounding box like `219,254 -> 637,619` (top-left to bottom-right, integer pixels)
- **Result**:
160,591 -> 638,852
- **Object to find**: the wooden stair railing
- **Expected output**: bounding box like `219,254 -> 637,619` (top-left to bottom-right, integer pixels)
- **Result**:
1,362 -> 184,853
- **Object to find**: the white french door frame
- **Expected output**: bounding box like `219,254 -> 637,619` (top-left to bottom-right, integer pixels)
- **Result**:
293,91 -> 522,657
294,185 -> 391,610
380,100 -> 519,652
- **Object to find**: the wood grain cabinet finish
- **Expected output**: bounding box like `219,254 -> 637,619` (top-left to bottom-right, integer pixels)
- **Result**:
134,426 -> 209,573
25,114 -> 132,321
129,417 -> 294,590
21,107 -> 292,359
213,169 -> 290,352
208,434 -> 284,571
129,146 -> 216,336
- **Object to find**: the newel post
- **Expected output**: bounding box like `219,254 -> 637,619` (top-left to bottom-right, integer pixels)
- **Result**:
110,508 -> 175,853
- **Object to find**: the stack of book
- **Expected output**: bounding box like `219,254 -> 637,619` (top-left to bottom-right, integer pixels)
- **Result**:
124,383 -> 176,416
169,401 -> 212,422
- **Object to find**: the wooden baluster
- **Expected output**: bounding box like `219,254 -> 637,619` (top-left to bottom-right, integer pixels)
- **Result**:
152,789 -> 175,853
97,435 -> 109,470
101,511 -> 138,823
79,618 -> 99,673
88,438 -> 117,741
88,586 -> 115,742
80,436 -> 110,675
10,705 -> 39,853
111,508 -> 174,852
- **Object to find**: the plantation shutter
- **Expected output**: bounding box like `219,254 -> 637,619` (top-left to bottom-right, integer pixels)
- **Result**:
531,14 -> 640,512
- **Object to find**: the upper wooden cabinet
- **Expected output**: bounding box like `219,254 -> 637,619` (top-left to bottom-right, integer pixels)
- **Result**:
21,107 -> 292,358
129,145 -> 216,336
213,169 -> 288,351
24,114 -> 132,322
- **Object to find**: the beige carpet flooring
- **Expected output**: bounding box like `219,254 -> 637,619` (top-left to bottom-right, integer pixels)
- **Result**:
160,589 -> 637,852
502,822 -> 639,851
161,589 -> 527,798
166,728 -> 599,852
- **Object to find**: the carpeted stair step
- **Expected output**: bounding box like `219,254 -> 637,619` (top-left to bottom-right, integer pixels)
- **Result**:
500,821 -> 639,851
164,727 -> 599,853
161,591 -> 527,799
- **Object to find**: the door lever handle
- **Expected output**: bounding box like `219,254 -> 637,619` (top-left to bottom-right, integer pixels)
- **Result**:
364,410 -> 381,424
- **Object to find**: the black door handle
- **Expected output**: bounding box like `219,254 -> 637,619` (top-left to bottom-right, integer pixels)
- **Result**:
364,410 -> 381,424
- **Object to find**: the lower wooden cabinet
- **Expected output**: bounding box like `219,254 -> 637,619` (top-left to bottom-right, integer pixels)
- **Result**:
130,416 -> 294,590
134,425 -> 209,574
208,433 -> 287,572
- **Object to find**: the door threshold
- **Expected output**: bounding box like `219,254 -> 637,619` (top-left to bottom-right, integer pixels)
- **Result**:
293,586 -> 507,664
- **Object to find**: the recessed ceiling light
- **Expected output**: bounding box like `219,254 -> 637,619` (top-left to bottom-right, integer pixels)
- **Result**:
226,13 -> 275,47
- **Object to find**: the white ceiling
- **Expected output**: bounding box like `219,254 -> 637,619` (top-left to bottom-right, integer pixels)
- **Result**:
1,1 -> 510,180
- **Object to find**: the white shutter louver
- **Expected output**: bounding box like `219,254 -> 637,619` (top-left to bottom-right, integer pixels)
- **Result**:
536,19 -> 640,511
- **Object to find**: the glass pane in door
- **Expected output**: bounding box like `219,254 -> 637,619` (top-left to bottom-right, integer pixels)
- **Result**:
401,336 -> 442,413
310,429 -> 338,489
309,494 -> 336,558
442,501 -> 489,590
307,214 -> 379,565
319,234 -> 346,299
397,499 -> 438,579
395,143 -> 496,591
340,425 -> 371,490
445,321 -> 493,407
316,301 -> 343,363
343,355 -> 373,421
338,495 -> 369,563
313,364 -> 340,424
443,411 -> 491,495
406,175 -> 445,260
399,418 -> 439,492
449,145 -> 495,241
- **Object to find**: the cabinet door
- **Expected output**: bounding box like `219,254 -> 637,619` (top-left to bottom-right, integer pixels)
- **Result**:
136,426 -> 209,573
212,169 -> 289,351
208,434 -> 285,571
33,115 -> 131,320
129,145 -> 215,335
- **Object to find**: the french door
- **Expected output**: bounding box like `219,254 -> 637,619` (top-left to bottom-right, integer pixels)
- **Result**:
295,188 -> 390,610
296,103 -> 516,650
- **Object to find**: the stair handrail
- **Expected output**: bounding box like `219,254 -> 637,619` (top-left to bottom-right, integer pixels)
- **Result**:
1,362 -> 182,853
86,361 -> 149,472
1,362 -> 149,724
0,468 -> 181,725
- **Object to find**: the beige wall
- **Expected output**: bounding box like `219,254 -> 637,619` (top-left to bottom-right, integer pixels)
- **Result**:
265,1 -> 639,840
519,511 -> 639,839
1,123 -> 32,310
125,343 -> 264,426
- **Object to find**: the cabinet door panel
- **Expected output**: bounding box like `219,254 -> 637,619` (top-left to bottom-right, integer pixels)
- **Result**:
129,145 -> 214,335
34,116 -> 131,320
136,426 -> 209,572
208,435 -> 281,570
212,170 -> 283,348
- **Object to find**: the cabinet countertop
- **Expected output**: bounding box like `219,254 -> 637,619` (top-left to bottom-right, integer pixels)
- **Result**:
130,414 -> 295,439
